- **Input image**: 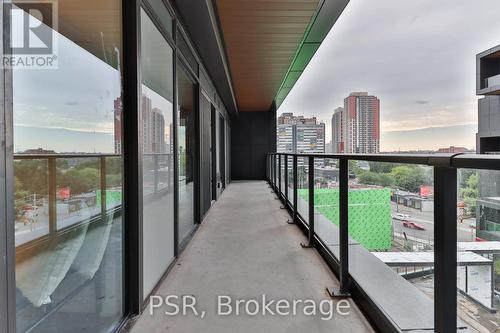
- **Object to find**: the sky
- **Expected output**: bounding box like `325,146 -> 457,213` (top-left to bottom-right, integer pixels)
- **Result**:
13,22 -> 121,153
13,11 -> 175,154
277,0 -> 500,151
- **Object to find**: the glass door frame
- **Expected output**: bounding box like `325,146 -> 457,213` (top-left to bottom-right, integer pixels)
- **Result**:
175,57 -> 201,252
138,2 -> 177,303
1,1 -> 16,331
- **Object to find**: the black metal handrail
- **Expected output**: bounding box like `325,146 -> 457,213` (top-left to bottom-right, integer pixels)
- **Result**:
267,151 -> 500,333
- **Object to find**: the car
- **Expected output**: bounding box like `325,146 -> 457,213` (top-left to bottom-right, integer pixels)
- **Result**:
393,213 -> 411,221
402,221 -> 426,231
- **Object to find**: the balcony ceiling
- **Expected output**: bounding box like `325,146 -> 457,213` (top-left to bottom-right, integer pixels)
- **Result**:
215,0 -> 319,112
15,0 -> 121,69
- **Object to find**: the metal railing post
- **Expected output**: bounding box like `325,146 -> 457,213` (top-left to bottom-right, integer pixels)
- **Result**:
278,154 -> 282,197
339,157 -> 349,294
328,157 -> 351,297
301,157 -> 315,248
100,156 -> 107,221
266,154 -> 269,182
48,157 -> 57,235
287,155 -> 298,225
272,154 -> 276,190
284,155 -> 288,204
434,166 -> 457,332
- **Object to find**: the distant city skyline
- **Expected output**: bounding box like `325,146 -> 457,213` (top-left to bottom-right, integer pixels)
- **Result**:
277,0 -> 500,151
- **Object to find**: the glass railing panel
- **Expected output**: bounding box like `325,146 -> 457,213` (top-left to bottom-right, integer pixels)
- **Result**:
275,155 -> 279,187
345,161 -> 435,329
56,157 -> 101,230
105,156 -> 123,211
14,158 -> 49,246
486,73 -> 500,88
313,158 -> 340,251
297,157 -> 309,224
287,156 -> 293,203
456,168 -> 500,331
280,155 -> 285,196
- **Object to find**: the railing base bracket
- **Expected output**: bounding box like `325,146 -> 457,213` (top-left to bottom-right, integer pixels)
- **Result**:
300,242 -> 314,249
286,219 -> 295,225
325,287 -> 351,299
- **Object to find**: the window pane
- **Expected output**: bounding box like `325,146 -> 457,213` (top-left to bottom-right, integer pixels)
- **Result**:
12,1 -> 124,331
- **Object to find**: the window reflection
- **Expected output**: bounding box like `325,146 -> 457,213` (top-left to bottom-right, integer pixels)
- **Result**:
12,1 -> 124,332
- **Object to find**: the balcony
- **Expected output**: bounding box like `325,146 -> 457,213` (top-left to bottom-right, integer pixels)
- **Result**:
477,44 -> 500,95
129,181 -> 373,332
261,153 -> 498,331
486,74 -> 500,89
123,152 -> 500,332
10,152 -> 500,333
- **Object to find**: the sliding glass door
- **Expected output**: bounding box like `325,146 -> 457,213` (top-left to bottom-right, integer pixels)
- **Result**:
10,1 -> 124,332
140,8 -> 175,299
177,64 -> 197,245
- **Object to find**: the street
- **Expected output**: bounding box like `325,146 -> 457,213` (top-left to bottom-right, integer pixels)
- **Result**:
391,202 -> 476,244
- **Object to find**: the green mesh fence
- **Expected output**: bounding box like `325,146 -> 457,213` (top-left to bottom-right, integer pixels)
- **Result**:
96,190 -> 122,207
299,188 -> 392,250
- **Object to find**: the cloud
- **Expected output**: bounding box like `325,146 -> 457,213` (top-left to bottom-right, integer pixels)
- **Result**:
278,0 -> 500,149
381,124 -> 476,151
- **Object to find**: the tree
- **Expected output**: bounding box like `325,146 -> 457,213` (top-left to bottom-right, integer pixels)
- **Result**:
390,165 -> 425,193
358,171 -> 394,187
459,172 -> 478,215
14,177 -> 29,200
368,162 -> 399,174
59,167 -> 99,194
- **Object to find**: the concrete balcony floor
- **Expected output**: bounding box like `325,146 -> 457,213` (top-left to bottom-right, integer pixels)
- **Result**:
129,181 -> 373,333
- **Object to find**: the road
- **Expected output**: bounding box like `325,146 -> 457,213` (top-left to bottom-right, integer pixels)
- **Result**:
391,202 -> 476,243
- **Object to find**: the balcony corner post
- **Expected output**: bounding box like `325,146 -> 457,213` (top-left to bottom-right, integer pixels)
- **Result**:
434,165 -> 457,333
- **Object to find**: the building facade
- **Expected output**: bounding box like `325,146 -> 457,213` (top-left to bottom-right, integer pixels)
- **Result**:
276,113 -> 325,154
295,123 -> 325,154
437,146 -> 469,153
331,106 -> 344,153
477,96 -> 500,153
343,92 -> 380,153
476,45 -> 500,241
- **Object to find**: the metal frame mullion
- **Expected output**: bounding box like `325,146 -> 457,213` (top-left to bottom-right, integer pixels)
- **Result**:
123,0 -> 142,314
1,1 -> 15,330
434,165 -> 457,332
